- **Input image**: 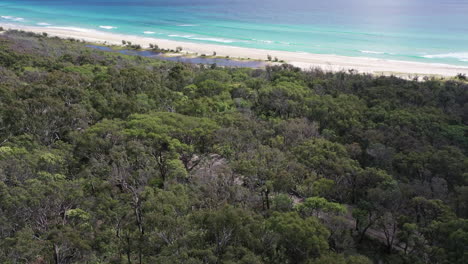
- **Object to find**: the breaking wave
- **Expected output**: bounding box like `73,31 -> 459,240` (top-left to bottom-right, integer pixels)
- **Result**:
422,52 -> 468,62
1,16 -> 25,22
99,25 -> 117,30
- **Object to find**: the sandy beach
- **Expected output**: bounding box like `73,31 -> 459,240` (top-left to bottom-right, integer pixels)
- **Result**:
2,23 -> 468,77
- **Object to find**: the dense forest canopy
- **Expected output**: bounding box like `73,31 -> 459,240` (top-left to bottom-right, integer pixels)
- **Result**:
0,30 -> 467,264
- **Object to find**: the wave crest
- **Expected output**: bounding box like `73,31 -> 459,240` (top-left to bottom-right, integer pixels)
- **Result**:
169,34 -> 193,38
168,34 -> 236,43
46,26 -> 95,33
361,50 -> 385,54
1,16 -> 25,22
190,37 -> 235,43
252,39 -> 273,44
423,52 -> 468,62
99,25 -> 117,30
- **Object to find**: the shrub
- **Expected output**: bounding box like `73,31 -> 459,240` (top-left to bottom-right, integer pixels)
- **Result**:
456,73 -> 466,80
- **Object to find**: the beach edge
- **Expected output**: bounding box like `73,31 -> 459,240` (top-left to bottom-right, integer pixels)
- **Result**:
1,22 -> 468,77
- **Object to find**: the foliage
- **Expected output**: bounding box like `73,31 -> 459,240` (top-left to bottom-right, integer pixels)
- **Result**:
0,30 -> 466,263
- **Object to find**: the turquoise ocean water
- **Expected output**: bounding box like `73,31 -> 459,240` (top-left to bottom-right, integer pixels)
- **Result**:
1,0 -> 468,66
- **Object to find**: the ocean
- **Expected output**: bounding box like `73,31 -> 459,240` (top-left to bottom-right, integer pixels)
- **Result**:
1,0 -> 468,66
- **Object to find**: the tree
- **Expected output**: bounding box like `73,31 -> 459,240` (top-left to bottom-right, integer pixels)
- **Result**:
257,81 -> 312,118
267,212 -> 329,263
124,112 -> 219,174
307,253 -> 372,264
296,197 -> 346,218
232,145 -> 295,210
367,182 -> 404,252
272,194 -> 294,212
192,206 -> 264,261
307,94 -> 366,136
293,138 -> 361,201
397,223 -> 425,255
425,219 -> 468,264
352,202 -> 379,244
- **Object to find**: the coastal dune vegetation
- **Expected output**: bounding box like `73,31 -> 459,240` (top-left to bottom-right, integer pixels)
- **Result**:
0,30 -> 467,264
2,23 -> 468,77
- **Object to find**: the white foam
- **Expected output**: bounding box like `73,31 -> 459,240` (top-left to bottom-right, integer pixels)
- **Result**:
423,52 -> 468,62
361,50 -> 385,54
1,16 -> 25,22
168,34 -> 236,43
37,22 -> 51,26
253,39 -> 273,44
143,31 -> 155,34
169,34 -> 194,38
46,26 -> 95,33
177,24 -> 197,27
99,25 -> 117,30
190,37 -> 235,43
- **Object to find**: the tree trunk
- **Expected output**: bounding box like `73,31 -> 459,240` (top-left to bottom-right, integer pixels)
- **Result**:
53,244 -> 60,264
126,235 -> 132,264
265,190 -> 270,210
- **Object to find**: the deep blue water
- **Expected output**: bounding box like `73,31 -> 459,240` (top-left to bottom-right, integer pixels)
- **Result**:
1,0 -> 468,66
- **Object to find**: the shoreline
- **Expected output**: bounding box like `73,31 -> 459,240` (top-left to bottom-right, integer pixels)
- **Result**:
2,23 -> 468,77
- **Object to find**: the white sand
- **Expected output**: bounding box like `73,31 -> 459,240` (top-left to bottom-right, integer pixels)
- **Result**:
2,23 -> 468,77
